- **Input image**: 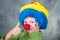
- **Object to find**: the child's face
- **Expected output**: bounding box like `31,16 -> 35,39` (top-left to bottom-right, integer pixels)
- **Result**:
24,17 -> 39,33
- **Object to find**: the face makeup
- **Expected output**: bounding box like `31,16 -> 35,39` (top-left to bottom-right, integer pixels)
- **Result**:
23,17 -> 39,33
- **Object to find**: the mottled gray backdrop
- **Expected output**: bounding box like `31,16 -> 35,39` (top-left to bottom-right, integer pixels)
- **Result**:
0,0 -> 60,40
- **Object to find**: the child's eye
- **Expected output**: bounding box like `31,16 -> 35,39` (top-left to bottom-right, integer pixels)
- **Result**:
30,21 -> 34,23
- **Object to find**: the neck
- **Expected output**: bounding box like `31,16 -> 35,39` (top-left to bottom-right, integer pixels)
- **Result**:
34,27 -> 40,32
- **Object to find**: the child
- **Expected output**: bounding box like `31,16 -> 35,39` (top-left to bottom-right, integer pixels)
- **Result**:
0,2 -> 49,40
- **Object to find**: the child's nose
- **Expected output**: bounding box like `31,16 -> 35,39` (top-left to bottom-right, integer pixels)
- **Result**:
24,24 -> 30,30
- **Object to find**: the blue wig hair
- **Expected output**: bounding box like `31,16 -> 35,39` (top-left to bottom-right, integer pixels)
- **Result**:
19,9 -> 48,29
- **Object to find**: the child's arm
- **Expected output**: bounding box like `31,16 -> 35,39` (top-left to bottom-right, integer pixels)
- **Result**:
5,22 -> 21,40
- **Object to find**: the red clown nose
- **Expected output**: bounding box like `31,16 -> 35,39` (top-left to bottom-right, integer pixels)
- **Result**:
24,24 -> 30,30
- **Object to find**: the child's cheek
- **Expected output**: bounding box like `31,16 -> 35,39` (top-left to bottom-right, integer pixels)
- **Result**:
35,24 -> 37,27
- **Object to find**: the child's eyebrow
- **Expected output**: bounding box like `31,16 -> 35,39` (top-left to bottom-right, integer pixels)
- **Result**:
30,20 -> 35,22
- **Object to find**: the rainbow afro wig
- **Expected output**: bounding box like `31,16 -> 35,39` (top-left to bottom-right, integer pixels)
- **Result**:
19,2 -> 49,29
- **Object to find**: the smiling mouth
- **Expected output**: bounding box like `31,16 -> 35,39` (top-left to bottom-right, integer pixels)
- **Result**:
29,27 -> 33,30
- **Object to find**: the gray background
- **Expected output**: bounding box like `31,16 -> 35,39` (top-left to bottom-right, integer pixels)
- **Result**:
0,0 -> 60,40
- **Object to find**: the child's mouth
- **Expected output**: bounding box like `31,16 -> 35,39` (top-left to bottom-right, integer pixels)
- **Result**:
30,27 -> 33,30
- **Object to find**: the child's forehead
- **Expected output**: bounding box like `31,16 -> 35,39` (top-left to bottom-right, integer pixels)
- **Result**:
24,17 -> 35,21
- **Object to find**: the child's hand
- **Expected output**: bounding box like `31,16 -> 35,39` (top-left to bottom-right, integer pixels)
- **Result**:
5,22 -> 21,40
10,26 -> 21,36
